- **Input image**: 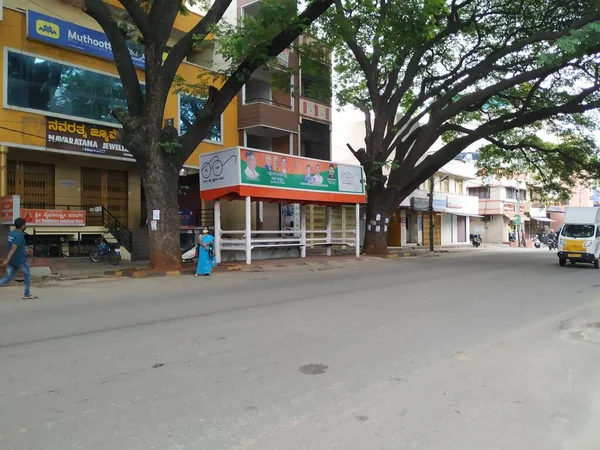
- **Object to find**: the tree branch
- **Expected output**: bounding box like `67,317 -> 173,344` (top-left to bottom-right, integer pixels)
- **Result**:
333,0 -> 379,104
79,0 -> 145,118
148,0 -> 184,48
162,0 -> 233,90
177,0 -> 335,166
118,0 -> 152,38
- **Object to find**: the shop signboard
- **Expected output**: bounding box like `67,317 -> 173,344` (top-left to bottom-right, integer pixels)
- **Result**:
21,209 -> 86,226
27,10 -> 145,69
179,210 -> 195,230
411,197 -> 429,212
277,48 -> 290,67
1,195 -> 20,225
433,198 -> 447,211
446,194 -> 464,209
46,118 -> 133,159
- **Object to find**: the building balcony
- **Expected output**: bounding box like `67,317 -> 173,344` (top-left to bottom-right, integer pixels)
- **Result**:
299,97 -> 332,123
238,99 -> 297,134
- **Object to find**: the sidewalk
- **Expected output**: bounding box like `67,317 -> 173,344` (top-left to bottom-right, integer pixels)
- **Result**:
5,244 -> 486,285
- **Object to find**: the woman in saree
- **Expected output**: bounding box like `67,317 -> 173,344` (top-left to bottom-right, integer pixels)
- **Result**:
195,227 -> 216,276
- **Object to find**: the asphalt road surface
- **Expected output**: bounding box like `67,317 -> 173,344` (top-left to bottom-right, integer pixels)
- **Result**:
1,248 -> 600,450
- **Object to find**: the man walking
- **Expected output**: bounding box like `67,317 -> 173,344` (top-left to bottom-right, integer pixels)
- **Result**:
0,218 -> 37,299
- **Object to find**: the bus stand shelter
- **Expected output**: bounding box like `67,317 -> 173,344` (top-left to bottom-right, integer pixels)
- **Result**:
199,147 -> 367,265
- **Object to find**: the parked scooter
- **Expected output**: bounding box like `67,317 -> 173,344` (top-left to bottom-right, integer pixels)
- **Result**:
532,235 -> 541,248
182,243 -> 197,263
469,234 -> 482,248
548,234 -> 558,251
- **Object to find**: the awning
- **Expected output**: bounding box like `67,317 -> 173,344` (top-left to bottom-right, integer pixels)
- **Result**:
450,212 -> 484,218
504,214 -> 530,221
532,217 -> 555,223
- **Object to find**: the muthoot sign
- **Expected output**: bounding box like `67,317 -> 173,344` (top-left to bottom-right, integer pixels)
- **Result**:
27,10 -> 145,69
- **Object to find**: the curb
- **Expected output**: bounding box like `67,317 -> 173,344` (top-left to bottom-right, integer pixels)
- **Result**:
102,250 -> 460,279
105,264 -> 245,278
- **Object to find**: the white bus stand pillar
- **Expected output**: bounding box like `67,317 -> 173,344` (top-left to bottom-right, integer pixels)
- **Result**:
245,196 -> 252,265
214,200 -> 222,264
355,203 -> 361,257
300,205 -> 307,258
326,206 -> 333,256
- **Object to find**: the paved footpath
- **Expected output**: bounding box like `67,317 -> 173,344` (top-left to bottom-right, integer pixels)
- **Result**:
1,248 -> 599,449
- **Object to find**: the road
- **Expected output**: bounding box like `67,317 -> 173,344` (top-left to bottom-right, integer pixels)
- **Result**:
1,248 -> 600,450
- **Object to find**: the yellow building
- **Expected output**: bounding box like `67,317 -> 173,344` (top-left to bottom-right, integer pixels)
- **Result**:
0,1 -> 237,259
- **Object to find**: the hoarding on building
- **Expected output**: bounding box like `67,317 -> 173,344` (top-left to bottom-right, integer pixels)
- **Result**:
46,119 -> 133,159
26,10 -> 145,69
199,147 -> 366,204
21,209 -> 86,226
239,148 -> 364,195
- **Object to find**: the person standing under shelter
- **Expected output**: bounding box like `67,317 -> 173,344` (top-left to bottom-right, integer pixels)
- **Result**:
195,227 -> 216,276
0,217 -> 37,299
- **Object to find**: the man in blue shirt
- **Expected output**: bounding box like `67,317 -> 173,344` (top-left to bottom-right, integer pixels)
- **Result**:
0,218 -> 37,299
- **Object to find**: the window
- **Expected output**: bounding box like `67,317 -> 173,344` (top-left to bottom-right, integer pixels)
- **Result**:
301,61 -> 332,104
505,187 -> 527,200
6,50 -> 143,125
561,224 -> 595,238
440,178 -> 449,193
455,179 -> 464,194
423,179 -> 432,192
469,187 -> 490,199
179,94 -> 222,143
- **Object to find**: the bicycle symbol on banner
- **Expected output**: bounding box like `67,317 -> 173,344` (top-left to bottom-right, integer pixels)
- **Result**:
340,171 -> 361,186
201,154 -> 237,180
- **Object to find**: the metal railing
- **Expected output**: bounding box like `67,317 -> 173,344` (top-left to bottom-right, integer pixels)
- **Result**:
21,203 -> 132,253
244,97 -> 293,110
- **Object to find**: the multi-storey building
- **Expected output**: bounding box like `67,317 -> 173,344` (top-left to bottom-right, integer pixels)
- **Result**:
0,0 -> 238,259
393,160 -> 480,247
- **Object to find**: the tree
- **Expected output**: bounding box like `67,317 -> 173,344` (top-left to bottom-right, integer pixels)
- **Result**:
317,0 -> 600,254
64,0 -> 334,269
475,128 -> 600,204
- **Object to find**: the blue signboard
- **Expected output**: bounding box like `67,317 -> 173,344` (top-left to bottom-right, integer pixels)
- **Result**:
433,198 -> 447,211
179,210 -> 195,229
27,10 -> 145,69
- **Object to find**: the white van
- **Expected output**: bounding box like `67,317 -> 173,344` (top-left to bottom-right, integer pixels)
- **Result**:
558,207 -> 600,268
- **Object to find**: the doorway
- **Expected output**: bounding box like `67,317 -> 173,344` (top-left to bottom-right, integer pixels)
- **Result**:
457,215 -> 467,242
81,168 -> 129,227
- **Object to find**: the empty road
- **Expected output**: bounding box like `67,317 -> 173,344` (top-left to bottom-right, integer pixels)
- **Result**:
1,248 -> 599,449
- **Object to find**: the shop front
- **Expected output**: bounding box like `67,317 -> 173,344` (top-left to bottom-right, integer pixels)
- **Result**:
0,6 -> 238,260
475,200 -> 527,244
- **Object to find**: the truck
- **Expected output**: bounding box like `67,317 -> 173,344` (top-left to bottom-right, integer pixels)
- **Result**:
557,207 -> 600,268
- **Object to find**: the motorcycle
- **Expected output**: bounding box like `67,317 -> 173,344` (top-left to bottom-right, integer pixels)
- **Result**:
469,234 -> 482,248
89,235 -> 121,265
532,235 -> 541,248
548,234 -> 558,251
182,243 -> 197,263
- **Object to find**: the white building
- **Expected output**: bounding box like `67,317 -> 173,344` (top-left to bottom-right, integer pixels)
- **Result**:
391,159 -> 480,247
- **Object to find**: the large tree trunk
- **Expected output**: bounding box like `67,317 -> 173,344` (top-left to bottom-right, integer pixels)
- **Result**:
139,155 -> 182,271
362,189 -> 396,255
